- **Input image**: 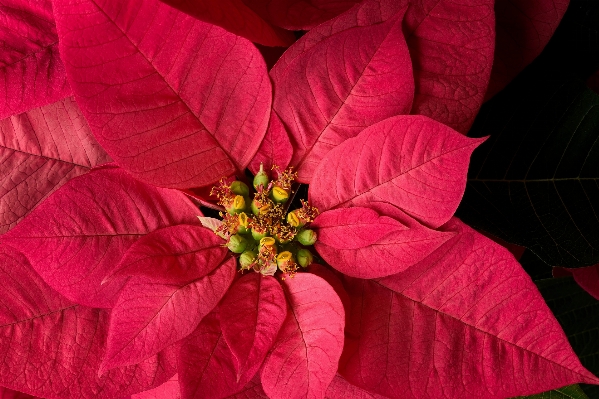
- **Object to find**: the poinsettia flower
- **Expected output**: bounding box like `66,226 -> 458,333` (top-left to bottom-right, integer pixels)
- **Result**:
0,0 -> 597,398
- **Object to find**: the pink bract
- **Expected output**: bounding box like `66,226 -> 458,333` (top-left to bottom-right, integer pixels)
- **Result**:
102,257 -> 236,371
53,0 -> 272,189
261,273 -> 345,399
487,0 -> 570,99
0,246 -> 177,399
0,0 -> 71,119
309,115 -> 485,228
158,0 -> 296,46
341,219 -> 599,398
270,0 -> 415,182
0,0 -> 596,398
1,166 -> 198,308
0,97 -> 111,233
220,274 -> 287,382
244,0 -> 359,30
404,0 -> 495,133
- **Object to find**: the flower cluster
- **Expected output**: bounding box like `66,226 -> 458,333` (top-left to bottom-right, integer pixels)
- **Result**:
0,0 -> 595,398
208,165 -> 319,278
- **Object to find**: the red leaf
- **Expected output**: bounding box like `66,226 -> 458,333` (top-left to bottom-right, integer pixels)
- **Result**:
0,245 -> 177,399
306,264 -> 352,319
310,115 -> 485,228
314,208 -> 407,250
261,273 -> 345,399
486,0 -> 569,99
220,273 -> 287,381
53,0 -> 272,189
2,166 -> 198,308
476,229 -> 525,260
0,97 -> 111,233
313,207 -> 452,278
179,310 -> 251,399
340,219 -> 599,398
224,375 -> 268,399
325,375 -> 386,399
0,0 -> 71,119
404,0 -> 495,133
0,387 -> 36,399
553,265 -> 599,300
270,0 -> 414,182
108,224 -> 227,285
244,0 -> 359,30
249,111 -> 294,174
102,257 -> 236,370
159,0 -> 295,47
132,375 -> 181,399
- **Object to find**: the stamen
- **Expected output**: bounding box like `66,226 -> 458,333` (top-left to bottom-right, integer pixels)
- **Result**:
272,166 -> 297,191
210,178 -> 235,208
297,200 -> 319,223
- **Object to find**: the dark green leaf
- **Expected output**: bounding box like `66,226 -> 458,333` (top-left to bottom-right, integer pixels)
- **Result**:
538,0 -> 599,81
512,384 -> 589,399
520,249 -> 553,281
536,278 -> 599,397
457,0 -> 599,267
457,77 -> 599,267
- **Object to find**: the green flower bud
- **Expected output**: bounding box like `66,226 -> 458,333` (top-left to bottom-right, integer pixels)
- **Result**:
230,181 -> 249,197
259,237 -> 277,253
226,195 -> 246,215
237,212 -> 250,234
251,199 -> 260,215
253,164 -> 270,189
251,226 -> 268,241
276,251 -> 294,269
227,234 -> 248,253
287,210 -> 305,228
270,186 -> 289,203
239,250 -> 257,270
296,229 -> 317,246
251,198 -> 273,216
274,231 -> 292,245
296,249 -> 313,268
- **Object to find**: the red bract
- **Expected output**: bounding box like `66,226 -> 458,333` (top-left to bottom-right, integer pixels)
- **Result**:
309,116 -> 485,228
0,0 -> 597,398
158,0 -> 295,47
0,0 -> 70,119
404,0 -> 495,133
132,375 -> 181,399
554,265 -> 599,300
0,246 -> 177,399
1,166 -> 199,308
179,310 -> 258,399
341,219 -> 599,398
269,0 -> 415,182
220,274 -> 287,381
487,0 -> 569,99
101,257 -> 235,371
260,274 -> 344,399
244,0 -> 359,30
53,0 -> 272,189
0,97 -> 111,233
313,207 -> 452,278
249,111 -> 294,174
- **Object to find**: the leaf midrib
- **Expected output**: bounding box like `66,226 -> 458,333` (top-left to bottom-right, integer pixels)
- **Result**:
373,278 -> 594,381
470,177 -> 599,183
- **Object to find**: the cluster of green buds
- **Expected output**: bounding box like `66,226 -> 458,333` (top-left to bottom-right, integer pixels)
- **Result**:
209,165 -> 319,279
